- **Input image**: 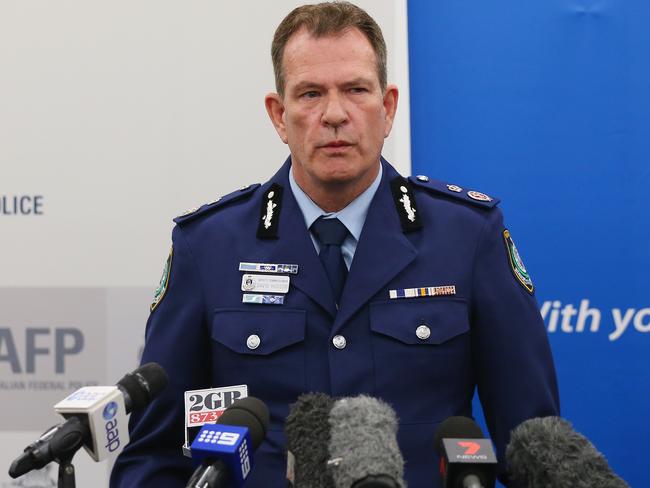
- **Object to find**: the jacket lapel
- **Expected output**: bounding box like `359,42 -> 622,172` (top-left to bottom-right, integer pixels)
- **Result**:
332,162 -> 418,333
254,159 -> 337,317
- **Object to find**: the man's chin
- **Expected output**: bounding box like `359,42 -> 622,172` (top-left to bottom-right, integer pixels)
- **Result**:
315,169 -> 359,186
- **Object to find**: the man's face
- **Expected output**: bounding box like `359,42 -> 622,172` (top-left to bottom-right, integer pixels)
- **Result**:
266,27 -> 398,193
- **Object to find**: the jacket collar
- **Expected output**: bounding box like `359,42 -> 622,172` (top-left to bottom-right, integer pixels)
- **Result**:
256,157 -> 418,326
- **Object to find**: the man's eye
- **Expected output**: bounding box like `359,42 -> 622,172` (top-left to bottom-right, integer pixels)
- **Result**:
301,91 -> 320,99
350,87 -> 368,94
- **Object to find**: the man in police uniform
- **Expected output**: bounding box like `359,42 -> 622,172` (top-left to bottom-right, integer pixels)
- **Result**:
111,2 -> 559,487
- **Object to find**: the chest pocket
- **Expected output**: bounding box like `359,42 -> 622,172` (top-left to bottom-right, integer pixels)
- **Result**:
369,297 -> 469,345
368,297 -> 473,423
211,308 -> 306,355
210,308 -> 307,400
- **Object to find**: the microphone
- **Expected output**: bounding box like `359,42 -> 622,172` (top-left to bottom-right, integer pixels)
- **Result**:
327,395 -> 405,488
8,362 -> 168,478
186,396 -> 270,488
284,392 -> 335,487
434,416 -> 497,488
505,416 -> 629,488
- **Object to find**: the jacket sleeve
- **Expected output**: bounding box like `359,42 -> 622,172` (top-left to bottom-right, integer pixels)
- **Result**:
470,208 -> 560,484
110,224 -> 211,487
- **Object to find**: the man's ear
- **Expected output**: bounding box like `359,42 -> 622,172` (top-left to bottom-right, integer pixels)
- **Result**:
382,84 -> 399,138
265,93 -> 288,144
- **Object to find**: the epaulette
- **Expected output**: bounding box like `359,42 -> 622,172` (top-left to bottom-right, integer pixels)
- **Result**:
173,183 -> 261,225
408,175 -> 500,209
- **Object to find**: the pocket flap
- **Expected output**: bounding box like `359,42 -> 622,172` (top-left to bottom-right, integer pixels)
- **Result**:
212,308 -> 306,355
369,298 -> 469,345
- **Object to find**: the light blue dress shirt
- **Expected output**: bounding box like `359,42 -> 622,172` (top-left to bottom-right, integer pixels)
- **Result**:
288,163 -> 383,270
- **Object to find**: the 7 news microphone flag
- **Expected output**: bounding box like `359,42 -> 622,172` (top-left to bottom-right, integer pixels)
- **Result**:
434,416 -> 497,488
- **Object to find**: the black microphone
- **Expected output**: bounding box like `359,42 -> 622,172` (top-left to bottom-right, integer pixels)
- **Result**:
8,362 -> 168,478
285,392 -> 335,487
186,396 -> 270,488
326,395 -> 405,488
115,362 -> 169,411
434,416 -> 496,488
506,416 -> 629,488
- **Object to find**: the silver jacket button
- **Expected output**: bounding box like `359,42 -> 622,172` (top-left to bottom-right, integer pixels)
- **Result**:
416,325 -> 431,340
246,334 -> 261,350
416,175 -> 430,182
332,335 -> 347,350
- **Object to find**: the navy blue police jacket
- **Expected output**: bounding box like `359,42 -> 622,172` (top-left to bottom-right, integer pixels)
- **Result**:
111,158 -> 559,487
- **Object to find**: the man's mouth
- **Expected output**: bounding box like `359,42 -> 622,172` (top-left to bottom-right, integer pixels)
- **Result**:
321,140 -> 353,148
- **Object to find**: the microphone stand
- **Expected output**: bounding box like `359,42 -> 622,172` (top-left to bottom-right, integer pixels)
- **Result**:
48,419 -> 85,488
9,417 -> 86,488
186,459 -> 230,488
57,456 -> 77,488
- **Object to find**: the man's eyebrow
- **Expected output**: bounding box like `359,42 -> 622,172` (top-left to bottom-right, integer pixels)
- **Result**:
340,77 -> 374,88
291,81 -> 325,92
291,78 -> 374,92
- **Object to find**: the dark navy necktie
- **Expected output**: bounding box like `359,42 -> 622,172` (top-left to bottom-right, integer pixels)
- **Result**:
310,217 -> 349,305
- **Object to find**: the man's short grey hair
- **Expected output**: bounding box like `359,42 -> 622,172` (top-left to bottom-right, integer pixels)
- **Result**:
271,1 -> 388,97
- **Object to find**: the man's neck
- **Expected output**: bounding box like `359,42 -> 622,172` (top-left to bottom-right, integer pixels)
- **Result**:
293,163 -> 381,213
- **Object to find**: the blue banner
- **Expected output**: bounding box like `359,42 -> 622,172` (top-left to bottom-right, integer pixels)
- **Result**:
408,1 -> 649,486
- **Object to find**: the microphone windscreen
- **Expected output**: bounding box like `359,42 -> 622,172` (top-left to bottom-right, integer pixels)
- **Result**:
434,416 -> 484,455
218,396 -> 270,449
328,395 -> 405,488
117,362 -> 168,412
285,392 -> 335,488
506,416 -> 629,488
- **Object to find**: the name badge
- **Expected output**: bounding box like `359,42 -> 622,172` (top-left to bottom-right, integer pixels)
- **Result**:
241,274 -> 290,294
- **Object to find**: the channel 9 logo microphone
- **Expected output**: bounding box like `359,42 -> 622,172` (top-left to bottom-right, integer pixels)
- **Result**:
186,397 -> 269,488
9,363 -> 168,479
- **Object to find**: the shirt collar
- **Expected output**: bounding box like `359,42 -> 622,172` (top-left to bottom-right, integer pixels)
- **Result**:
288,162 -> 383,242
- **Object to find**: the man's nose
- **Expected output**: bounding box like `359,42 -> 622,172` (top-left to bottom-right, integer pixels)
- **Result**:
321,94 -> 348,128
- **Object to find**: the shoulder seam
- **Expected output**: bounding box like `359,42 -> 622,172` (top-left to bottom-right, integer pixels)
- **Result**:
173,183 -> 261,225
408,175 -> 500,209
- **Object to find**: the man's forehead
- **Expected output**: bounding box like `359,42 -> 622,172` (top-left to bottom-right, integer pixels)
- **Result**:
282,27 -> 378,85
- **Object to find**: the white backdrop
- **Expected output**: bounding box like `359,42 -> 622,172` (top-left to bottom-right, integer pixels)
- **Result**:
0,1 -> 410,486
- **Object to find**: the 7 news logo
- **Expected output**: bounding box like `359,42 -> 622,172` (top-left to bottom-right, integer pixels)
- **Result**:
458,441 -> 481,455
455,440 -> 489,461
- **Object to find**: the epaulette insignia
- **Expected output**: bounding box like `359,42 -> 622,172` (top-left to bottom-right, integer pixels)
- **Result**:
257,183 -> 284,239
467,190 -> 492,202
409,175 -> 500,208
390,177 -> 422,232
173,183 -> 261,225
178,206 -> 200,218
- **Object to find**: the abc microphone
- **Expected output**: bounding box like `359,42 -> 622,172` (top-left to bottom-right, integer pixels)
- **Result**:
506,416 -> 629,488
8,363 -> 168,479
434,416 -> 497,488
186,396 -> 270,488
